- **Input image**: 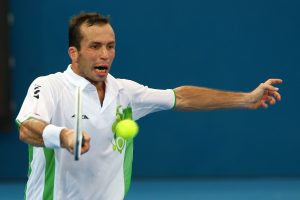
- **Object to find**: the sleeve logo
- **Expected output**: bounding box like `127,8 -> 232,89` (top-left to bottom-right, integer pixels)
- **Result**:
33,84 -> 41,99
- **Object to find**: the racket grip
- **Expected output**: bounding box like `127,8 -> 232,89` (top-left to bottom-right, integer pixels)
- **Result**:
81,136 -> 85,146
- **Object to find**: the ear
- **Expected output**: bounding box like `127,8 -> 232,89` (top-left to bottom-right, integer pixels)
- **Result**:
68,47 -> 78,62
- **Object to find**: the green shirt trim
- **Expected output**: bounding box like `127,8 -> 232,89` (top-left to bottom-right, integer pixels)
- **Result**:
43,148 -> 55,200
24,145 -> 33,200
15,119 -> 21,129
123,139 -> 134,196
172,89 -> 177,109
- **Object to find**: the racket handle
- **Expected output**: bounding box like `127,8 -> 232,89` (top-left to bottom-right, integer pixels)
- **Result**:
81,136 -> 85,146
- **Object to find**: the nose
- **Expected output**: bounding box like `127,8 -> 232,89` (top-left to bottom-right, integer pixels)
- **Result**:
99,47 -> 109,60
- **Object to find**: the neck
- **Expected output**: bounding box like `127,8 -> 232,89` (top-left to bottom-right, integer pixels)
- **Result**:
96,82 -> 106,106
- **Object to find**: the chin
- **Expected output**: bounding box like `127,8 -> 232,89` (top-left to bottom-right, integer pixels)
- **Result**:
96,75 -> 108,82
86,76 -> 107,85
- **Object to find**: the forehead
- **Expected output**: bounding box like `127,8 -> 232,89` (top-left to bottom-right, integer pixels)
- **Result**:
80,23 -> 115,43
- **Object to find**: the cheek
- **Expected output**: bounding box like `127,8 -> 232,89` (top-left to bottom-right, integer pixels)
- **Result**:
81,53 -> 98,63
87,52 -> 98,60
109,51 -> 116,59
78,56 -> 91,68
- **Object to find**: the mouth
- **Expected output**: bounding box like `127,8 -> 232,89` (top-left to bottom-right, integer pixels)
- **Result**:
94,66 -> 108,76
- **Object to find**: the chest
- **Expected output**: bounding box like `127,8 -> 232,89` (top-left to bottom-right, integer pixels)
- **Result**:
54,87 -> 130,132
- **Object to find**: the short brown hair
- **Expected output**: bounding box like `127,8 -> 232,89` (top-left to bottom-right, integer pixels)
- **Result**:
69,12 -> 110,50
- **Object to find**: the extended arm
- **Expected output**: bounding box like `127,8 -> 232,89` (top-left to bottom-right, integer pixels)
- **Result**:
19,118 -> 90,154
174,78 -> 282,111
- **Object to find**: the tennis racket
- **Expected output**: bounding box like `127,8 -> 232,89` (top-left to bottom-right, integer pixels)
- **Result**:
74,86 -> 83,161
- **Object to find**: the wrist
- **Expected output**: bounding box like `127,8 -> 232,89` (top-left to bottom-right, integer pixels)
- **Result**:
243,92 -> 255,109
59,128 -> 72,149
42,124 -> 65,148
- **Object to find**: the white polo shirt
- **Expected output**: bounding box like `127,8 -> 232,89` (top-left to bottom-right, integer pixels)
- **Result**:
16,65 -> 175,200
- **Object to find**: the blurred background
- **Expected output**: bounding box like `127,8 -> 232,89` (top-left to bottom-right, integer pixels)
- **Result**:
0,0 -> 299,199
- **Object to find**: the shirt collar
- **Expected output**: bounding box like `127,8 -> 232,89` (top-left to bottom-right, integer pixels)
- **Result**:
64,64 -> 91,89
63,64 -> 124,92
105,73 -> 124,93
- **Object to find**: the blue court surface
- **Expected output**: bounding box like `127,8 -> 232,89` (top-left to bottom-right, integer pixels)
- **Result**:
1,178 -> 300,200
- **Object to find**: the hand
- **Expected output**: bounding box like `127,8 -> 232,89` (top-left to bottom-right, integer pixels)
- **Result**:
60,128 -> 91,155
81,131 -> 91,154
248,78 -> 282,109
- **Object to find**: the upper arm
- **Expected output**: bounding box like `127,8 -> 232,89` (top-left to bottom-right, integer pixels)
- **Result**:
118,79 -> 175,119
16,76 -> 57,125
16,76 -> 59,145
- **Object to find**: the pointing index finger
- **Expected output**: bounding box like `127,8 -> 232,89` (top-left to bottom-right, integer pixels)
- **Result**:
265,79 -> 283,85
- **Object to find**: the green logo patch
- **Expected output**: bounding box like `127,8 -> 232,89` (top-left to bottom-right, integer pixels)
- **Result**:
111,106 -> 133,153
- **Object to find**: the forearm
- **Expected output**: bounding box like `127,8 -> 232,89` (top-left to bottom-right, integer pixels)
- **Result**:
19,118 -> 69,148
19,118 -> 48,147
19,118 -> 90,154
174,86 -> 251,111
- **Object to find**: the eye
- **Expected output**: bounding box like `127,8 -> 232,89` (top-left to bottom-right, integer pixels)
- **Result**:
107,43 -> 115,49
90,43 -> 100,49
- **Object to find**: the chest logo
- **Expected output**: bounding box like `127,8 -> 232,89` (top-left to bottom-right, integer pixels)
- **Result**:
111,106 -> 133,153
71,114 -> 89,119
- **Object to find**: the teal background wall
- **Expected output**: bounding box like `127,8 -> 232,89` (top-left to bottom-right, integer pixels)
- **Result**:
1,0 -> 299,178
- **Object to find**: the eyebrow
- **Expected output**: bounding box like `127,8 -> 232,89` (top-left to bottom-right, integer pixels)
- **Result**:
90,41 -> 115,45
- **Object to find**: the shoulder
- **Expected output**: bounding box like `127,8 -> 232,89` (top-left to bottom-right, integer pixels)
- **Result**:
106,74 -> 146,93
31,72 -> 64,87
116,78 -> 146,92
29,72 -> 63,94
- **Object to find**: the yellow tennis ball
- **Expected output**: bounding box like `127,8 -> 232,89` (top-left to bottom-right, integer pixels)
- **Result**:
116,119 -> 139,140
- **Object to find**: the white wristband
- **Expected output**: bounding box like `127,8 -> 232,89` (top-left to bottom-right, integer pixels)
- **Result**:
42,124 -> 65,148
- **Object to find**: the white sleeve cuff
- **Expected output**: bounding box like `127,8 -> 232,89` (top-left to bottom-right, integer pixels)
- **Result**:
42,124 -> 65,148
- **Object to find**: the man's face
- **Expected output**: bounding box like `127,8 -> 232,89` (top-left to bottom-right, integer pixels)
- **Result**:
71,23 -> 116,85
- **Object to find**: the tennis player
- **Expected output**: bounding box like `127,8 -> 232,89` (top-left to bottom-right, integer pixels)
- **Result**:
16,12 -> 282,200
